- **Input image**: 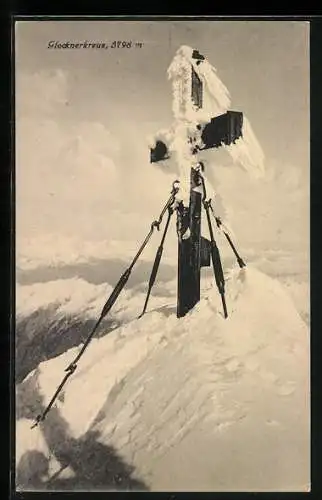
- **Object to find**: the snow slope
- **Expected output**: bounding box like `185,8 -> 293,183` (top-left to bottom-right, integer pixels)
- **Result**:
16,266 -> 310,491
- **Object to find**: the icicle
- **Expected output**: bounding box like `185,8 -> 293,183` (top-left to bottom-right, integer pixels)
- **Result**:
224,116 -> 265,178
191,60 -> 231,114
168,45 -> 231,122
167,44 -> 265,191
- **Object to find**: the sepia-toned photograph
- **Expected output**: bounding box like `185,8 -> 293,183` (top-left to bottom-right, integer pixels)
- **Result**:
15,19 -> 310,492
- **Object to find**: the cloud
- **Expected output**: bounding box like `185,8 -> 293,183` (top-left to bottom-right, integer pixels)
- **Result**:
16,69 -> 180,269
16,69 -> 70,117
205,155 -> 309,252
16,70 -> 124,240
16,68 -> 309,271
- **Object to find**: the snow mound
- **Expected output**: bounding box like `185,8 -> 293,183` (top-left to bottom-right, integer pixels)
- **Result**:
16,266 -> 310,491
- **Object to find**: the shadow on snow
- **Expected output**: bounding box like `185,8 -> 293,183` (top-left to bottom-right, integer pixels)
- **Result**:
16,373 -> 149,492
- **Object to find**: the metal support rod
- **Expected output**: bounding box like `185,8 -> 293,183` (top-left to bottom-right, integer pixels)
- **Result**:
209,205 -> 246,269
138,206 -> 174,319
31,182 -> 179,429
200,175 -> 228,319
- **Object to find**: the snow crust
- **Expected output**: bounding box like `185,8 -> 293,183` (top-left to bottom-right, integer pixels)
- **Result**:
16,266 -> 310,491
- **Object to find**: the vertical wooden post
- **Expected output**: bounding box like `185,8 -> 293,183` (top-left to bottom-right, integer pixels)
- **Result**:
177,168 -> 202,318
176,64 -> 204,318
189,167 -> 202,305
176,204 -> 191,318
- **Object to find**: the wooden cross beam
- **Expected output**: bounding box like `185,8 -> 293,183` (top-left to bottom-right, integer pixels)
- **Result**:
149,48 -> 244,318
150,109 -> 244,163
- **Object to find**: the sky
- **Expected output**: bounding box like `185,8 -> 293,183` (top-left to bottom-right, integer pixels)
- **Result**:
16,20 -> 309,166
15,20 -> 310,267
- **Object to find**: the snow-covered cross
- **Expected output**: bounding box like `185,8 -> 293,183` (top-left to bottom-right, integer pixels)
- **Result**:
150,45 -> 265,199
149,45 -> 265,317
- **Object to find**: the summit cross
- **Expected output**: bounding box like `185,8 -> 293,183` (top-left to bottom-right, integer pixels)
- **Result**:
150,46 -> 244,318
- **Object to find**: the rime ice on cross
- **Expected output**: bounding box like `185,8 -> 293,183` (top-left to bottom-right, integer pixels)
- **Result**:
150,45 -> 237,205
150,45 -> 265,203
165,46 -> 213,205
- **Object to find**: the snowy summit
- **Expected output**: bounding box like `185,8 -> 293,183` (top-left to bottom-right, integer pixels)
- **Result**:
16,267 -> 309,491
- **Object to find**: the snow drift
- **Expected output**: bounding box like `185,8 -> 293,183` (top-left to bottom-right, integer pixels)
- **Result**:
16,266 -> 310,492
